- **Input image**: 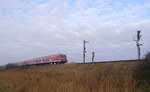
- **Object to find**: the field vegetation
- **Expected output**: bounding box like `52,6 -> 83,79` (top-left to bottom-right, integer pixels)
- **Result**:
0,60 -> 150,92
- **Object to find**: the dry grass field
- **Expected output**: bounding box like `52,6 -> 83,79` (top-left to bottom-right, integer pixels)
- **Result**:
0,60 -> 150,92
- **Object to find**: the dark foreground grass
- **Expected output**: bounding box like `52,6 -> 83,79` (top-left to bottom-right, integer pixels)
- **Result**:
0,60 -> 150,92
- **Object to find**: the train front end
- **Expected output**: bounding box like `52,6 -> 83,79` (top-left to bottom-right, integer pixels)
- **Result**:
54,54 -> 67,64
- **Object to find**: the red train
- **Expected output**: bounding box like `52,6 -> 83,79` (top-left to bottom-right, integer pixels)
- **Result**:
6,54 -> 67,68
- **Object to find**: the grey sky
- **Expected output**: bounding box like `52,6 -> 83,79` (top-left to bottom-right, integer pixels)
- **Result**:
0,0 -> 150,65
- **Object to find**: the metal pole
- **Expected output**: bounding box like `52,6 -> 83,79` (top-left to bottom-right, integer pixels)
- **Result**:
83,40 -> 88,63
92,51 -> 95,62
136,42 -> 140,60
83,40 -> 85,63
138,45 -> 141,60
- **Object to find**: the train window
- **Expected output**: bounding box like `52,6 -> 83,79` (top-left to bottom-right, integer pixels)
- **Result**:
42,58 -> 49,61
42,56 -> 56,61
32,60 -> 35,62
35,59 -> 40,62
61,55 -> 66,58
49,57 -> 55,60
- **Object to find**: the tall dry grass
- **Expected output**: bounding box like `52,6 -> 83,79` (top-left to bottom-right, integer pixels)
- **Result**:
0,61 -> 150,92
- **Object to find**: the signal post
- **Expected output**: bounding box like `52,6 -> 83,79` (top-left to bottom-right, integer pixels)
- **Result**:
135,30 -> 142,60
92,51 -> 95,62
83,40 -> 89,63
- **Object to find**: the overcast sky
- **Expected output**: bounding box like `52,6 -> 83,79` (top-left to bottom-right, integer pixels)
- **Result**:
0,0 -> 150,65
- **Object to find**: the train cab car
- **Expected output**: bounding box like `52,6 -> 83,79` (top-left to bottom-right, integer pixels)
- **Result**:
57,54 -> 67,63
5,54 -> 67,68
41,54 -> 67,64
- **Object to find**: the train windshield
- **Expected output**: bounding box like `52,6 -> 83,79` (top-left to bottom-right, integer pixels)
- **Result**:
61,55 -> 66,58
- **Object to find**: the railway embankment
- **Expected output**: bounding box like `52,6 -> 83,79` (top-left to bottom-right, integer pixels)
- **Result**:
0,60 -> 150,92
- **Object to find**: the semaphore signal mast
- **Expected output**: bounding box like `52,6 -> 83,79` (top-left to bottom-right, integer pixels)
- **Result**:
83,40 -> 89,63
135,30 -> 142,60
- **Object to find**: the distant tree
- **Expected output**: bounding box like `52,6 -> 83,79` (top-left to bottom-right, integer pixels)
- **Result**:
145,52 -> 150,60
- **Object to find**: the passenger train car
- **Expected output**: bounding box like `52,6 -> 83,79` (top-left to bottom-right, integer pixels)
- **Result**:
6,54 -> 67,68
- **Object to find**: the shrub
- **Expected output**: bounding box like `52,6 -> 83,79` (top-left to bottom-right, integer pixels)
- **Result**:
145,52 -> 150,60
0,83 -> 12,92
133,52 -> 150,91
